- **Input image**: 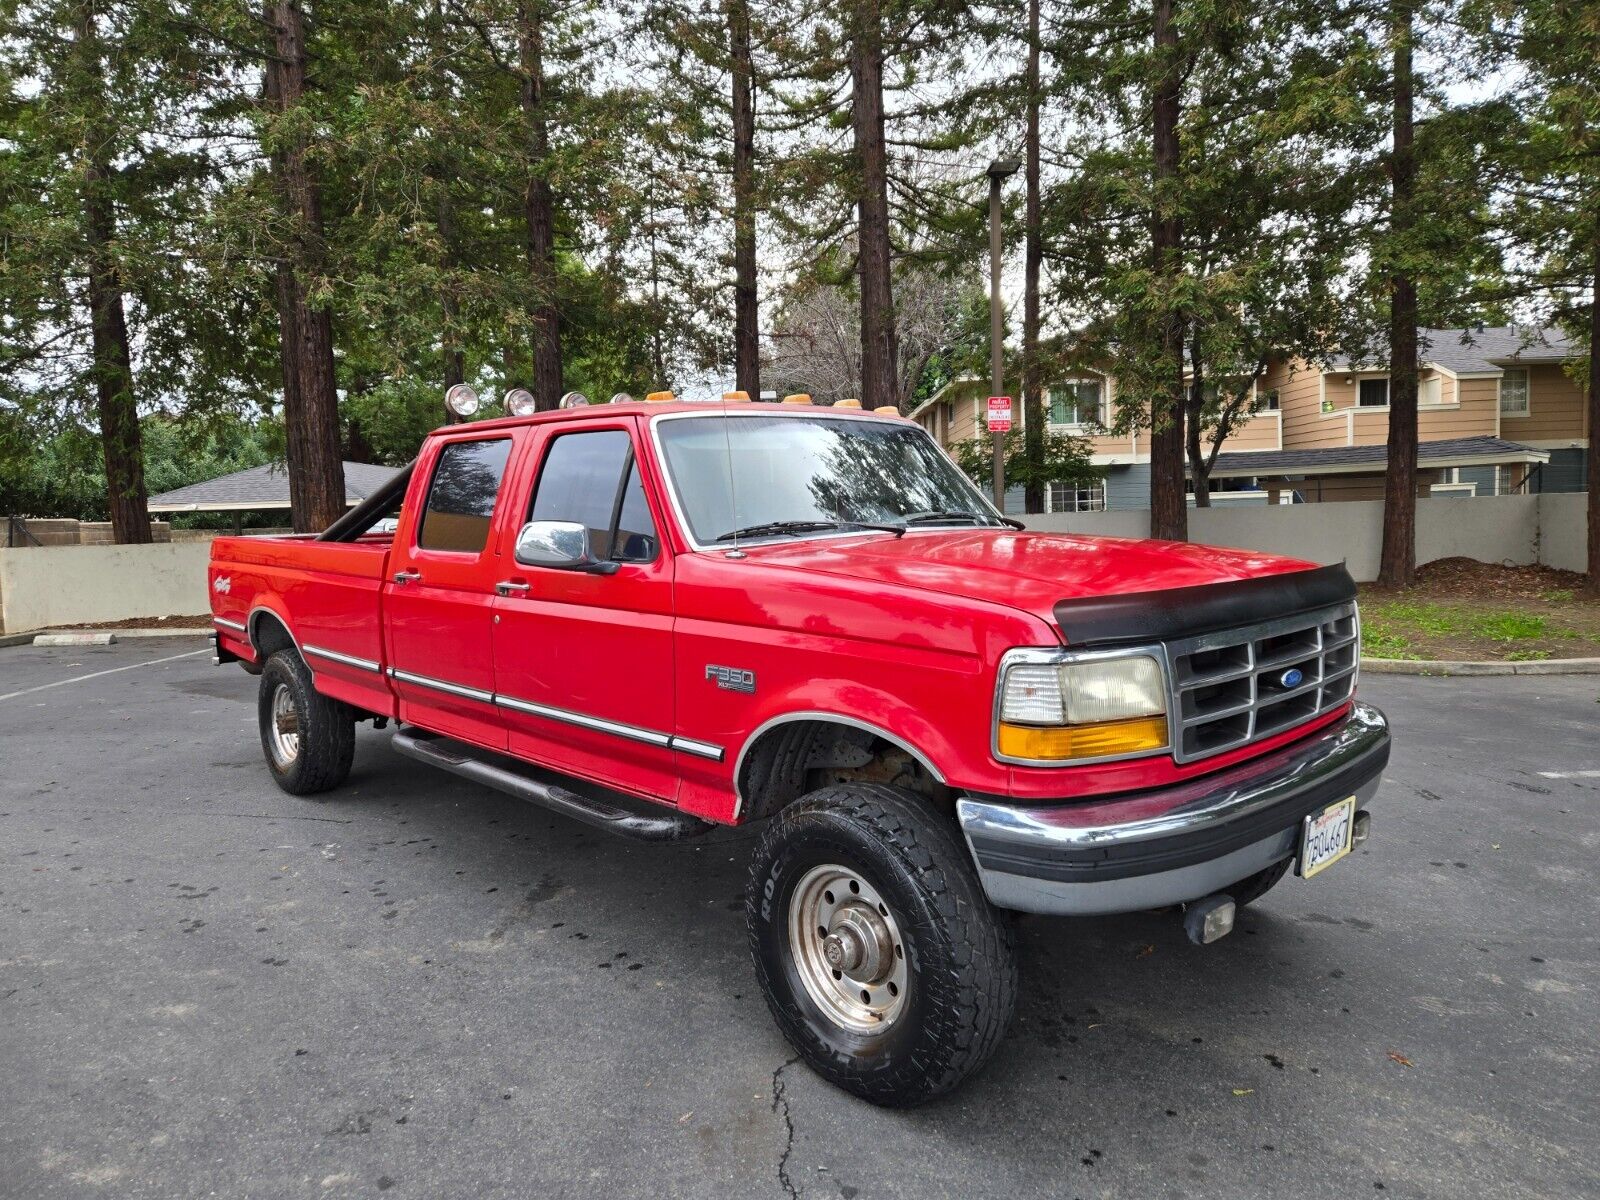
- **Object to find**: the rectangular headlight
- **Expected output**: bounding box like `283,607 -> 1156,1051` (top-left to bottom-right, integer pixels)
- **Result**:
997,651 -> 1170,763
1062,655 -> 1166,724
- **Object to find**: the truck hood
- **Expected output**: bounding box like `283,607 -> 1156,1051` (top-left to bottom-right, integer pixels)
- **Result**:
734,530 -> 1322,634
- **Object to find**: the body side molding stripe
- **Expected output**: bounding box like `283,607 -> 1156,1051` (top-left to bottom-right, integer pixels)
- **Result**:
212,616 -> 248,634
387,667 -> 495,705
303,644 -> 383,674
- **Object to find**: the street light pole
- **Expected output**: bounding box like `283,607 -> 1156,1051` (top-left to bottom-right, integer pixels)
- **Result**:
987,158 -> 1020,511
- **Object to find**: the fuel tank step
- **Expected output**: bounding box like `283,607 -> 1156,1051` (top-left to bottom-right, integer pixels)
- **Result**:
391,727 -> 714,843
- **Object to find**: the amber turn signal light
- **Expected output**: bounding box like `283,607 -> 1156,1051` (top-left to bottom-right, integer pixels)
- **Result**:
997,715 -> 1168,761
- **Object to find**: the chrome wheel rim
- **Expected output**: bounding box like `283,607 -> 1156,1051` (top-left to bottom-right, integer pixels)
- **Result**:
787,863 -> 909,1034
268,683 -> 300,766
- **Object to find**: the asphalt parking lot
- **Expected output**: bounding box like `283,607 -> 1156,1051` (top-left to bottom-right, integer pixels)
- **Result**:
1,637 -> 1596,1199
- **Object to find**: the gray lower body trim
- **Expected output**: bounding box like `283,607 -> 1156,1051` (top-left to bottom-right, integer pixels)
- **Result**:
304,643 -> 382,674
388,666 -> 495,705
385,668 -> 725,762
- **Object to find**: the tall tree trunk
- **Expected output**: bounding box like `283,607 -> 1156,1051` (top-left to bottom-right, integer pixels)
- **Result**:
1021,0 -> 1044,513
1378,0 -> 1418,587
849,0 -> 897,409
519,1 -> 562,410
1148,0 -> 1187,541
437,176 -> 465,423
75,5 -> 149,545
729,0 -> 760,399
1185,344 -> 1210,506
1586,231 -> 1599,595
265,0 -> 345,533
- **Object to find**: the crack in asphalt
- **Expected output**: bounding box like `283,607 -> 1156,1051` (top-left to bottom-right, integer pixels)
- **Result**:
771,1056 -> 802,1199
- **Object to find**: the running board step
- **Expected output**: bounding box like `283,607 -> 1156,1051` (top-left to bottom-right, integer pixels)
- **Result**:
391,728 -> 713,843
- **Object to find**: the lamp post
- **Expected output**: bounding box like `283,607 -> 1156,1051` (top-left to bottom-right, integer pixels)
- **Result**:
987,158 -> 1020,510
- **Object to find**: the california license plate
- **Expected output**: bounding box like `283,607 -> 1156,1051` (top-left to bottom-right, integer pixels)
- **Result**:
1298,796 -> 1357,879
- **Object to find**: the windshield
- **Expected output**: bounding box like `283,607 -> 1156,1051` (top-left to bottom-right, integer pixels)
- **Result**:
654,413 -> 1007,545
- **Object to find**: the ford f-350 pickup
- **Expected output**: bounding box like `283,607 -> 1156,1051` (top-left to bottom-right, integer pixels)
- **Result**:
209,397 -> 1390,1106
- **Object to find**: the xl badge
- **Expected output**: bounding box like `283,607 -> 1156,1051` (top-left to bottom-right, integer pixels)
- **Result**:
706,664 -> 756,694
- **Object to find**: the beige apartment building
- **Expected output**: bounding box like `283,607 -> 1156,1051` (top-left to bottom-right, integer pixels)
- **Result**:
909,326 -> 1589,513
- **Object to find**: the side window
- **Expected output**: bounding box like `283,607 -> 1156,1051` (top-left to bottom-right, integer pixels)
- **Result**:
417,438 -> 513,553
529,430 -> 658,563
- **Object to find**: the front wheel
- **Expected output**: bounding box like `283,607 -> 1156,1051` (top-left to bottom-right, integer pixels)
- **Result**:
258,649 -> 355,795
746,784 -> 1017,1107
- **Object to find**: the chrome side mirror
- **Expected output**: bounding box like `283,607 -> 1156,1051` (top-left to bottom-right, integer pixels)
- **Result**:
513,520 -> 618,574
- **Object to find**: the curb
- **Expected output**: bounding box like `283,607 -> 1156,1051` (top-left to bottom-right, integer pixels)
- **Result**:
1362,656 -> 1600,677
0,632 -> 35,649
0,627 -> 211,648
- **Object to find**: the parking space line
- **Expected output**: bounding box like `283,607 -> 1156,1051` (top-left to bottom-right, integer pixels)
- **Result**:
0,648 -> 211,703
1536,770 -> 1600,779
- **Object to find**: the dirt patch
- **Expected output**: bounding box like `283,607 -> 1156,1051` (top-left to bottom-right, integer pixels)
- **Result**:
54,615 -> 209,630
1360,558 -> 1600,661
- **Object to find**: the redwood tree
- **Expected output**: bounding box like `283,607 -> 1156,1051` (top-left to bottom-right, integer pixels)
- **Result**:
1377,0 -> 1419,587
1148,0 -> 1187,542
264,0 -> 346,532
849,0 -> 898,410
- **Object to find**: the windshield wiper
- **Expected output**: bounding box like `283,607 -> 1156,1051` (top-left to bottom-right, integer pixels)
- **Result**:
715,519 -> 905,543
902,509 -> 1024,529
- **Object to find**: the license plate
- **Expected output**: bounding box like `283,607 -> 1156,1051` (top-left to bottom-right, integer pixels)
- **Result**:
1298,796 -> 1357,879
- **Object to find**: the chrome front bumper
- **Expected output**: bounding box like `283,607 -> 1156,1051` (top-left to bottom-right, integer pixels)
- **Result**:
956,702 -> 1390,916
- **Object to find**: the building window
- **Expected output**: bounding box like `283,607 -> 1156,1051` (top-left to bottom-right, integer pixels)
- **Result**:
1048,480 -> 1106,512
1500,368 -> 1529,416
1049,380 -> 1103,427
1420,376 -> 1441,406
1358,378 -> 1389,407
1261,389 -> 1280,411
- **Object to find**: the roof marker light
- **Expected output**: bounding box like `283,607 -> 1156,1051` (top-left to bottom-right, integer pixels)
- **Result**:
504,387 -> 537,417
444,384 -> 480,417
834,398 -> 862,409
875,405 -> 901,416
645,390 -> 675,403
723,390 -> 750,401
781,393 -> 812,405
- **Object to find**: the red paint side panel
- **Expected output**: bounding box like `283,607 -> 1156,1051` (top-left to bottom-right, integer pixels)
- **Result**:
208,535 -> 396,716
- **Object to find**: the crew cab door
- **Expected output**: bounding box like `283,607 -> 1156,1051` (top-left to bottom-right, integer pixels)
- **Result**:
490,421 -> 679,801
384,430 -> 522,750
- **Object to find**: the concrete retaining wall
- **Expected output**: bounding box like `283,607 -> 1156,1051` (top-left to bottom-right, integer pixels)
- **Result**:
1024,493 -> 1585,582
0,542 -> 213,633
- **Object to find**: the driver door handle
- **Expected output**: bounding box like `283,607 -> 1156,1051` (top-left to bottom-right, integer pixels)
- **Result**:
495,580 -> 531,596
393,569 -> 422,585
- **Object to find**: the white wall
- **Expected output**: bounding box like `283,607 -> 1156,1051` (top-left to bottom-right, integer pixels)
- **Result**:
1025,493 -> 1582,582
1538,493 -> 1589,574
0,542 -> 213,633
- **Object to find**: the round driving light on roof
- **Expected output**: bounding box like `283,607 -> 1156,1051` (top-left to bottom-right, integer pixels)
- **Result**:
609,392 -> 634,405
559,391 -> 590,409
444,383 -> 480,417
504,387 -> 537,417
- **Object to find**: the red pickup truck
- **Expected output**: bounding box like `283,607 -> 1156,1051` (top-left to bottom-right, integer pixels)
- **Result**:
209,398 -> 1389,1106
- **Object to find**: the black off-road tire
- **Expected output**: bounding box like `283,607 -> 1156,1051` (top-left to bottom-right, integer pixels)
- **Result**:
258,649 -> 355,796
746,783 -> 1018,1107
1226,856 -> 1293,908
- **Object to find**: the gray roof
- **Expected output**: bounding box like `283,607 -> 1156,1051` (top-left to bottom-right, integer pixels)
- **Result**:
1204,436 -> 1548,480
1330,326 -> 1579,374
148,461 -> 401,512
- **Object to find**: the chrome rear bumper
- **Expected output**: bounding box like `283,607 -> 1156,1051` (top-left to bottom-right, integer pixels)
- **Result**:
957,702 -> 1390,916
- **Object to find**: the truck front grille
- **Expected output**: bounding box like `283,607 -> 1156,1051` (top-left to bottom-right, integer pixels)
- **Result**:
1166,603 -> 1359,764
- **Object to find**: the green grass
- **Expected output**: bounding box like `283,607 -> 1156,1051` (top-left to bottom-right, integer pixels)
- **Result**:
1360,599 -> 1558,661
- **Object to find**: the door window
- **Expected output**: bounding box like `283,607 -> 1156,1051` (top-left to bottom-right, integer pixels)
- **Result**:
529,430 -> 658,563
417,437 -> 513,553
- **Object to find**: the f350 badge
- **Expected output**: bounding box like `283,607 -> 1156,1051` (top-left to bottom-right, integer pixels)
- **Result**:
706,664 -> 755,694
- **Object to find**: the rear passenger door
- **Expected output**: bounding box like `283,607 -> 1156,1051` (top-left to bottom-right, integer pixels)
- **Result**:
385,432 -> 521,751
491,422 -> 680,801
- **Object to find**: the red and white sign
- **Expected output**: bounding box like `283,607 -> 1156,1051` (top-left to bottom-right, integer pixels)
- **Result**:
986,395 -> 1013,432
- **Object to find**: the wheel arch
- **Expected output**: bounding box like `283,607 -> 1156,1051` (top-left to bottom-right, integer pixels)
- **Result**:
734,712 -> 949,822
248,605 -> 300,660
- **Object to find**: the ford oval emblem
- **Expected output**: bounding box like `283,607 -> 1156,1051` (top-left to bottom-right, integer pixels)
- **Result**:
1280,668 -> 1304,688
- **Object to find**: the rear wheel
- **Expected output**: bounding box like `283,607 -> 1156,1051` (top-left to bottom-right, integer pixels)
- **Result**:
258,649 -> 355,795
746,784 -> 1017,1107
